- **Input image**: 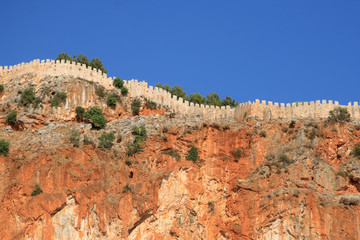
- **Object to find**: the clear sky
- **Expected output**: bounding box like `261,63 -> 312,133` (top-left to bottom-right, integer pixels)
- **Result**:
0,0 -> 359,105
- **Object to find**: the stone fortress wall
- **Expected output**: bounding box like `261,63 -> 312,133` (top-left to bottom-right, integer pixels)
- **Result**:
0,59 -> 359,121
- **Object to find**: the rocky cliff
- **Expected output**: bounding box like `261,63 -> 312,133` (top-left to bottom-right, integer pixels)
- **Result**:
0,73 -> 359,240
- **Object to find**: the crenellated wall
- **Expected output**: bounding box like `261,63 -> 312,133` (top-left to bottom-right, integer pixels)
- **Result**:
235,99 -> 360,120
0,59 -> 359,121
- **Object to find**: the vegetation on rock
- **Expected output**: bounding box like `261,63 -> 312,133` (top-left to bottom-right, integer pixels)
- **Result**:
186,145 -> 198,162
106,94 -> 117,107
131,98 -> 141,115
0,139 -> 10,156
83,107 -> 107,128
31,184 -> 43,196
75,106 -> 85,121
20,87 -> 41,107
6,110 -> 17,126
113,78 -> 124,89
50,92 -> 67,107
98,132 -> 115,149
329,107 -> 351,123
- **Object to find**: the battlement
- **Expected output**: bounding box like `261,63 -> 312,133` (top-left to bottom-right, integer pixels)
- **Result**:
0,59 -> 359,121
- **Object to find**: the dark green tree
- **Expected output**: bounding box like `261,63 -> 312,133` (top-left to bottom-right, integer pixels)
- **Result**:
83,107 -> 107,128
186,93 -> 206,105
155,83 -> 171,92
171,85 -> 186,100
222,96 -> 238,107
75,106 -> 85,121
55,53 -> 73,62
89,58 -> 107,73
0,139 -> 10,156
121,87 -> 128,95
113,78 -> 124,88
131,98 -> 141,115
107,94 -> 117,107
206,92 -> 222,107
98,132 -> 115,149
0,85 -> 4,93
74,54 -> 89,66
6,110 -> 17,126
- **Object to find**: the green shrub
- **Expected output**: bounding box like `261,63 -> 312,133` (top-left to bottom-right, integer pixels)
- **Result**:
106,94 -> 117,107
186,145 -> 198,162
231,148 -> 243,161
31,184 -> 43,196
6,110 -> 17,126
162,149 -> 181,161
122,184 -> 132,193
279,154 -> 294,166
126,142 -> 143,156
145,98 -> 157,110
289,120 -> 296,128
121,87 -> 128,96
260,130 -> 267,138
95,86 -> 107,98
351,143 -> 360,158
83,135 -> 93,146
113,78 -> 124,88
131,126 -> 140,135
131,98 -> 141,115
339,197 -> 360,206
98,132 -> 115,149
50,92 -> 67,107
0,139 -> 10,156
83,107 -> 107,128
0,85 -> 4,93
329,107 -> 350,123
20,87 -> 41,107
70,129 -> 81,147
75,106 -> 85,121
208,201 -> 215,213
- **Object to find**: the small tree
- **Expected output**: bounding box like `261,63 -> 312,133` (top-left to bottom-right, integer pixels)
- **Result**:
50,92 -> 67,107
75,106 -> 85,121
0,139 -> 10,156
186,145 -> 198,162
56,53 -> 73,62
113,78 -> 124,89
131,98 -> 141,115
107,94 -> 117,107
95,86 -> 107,98
121,87 -> 128,96
98,132 -> 115,149
329,107 -> 351,123
0,85 -> 4,93
89,58 -> 107,73
6,110 -> 17,126
83,107 -> 107,128
70,129 -> 81,147
31,184 -> 43,196
351,143 -> 360,158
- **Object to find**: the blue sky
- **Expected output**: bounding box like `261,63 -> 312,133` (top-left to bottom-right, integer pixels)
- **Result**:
0,0 -> 359,105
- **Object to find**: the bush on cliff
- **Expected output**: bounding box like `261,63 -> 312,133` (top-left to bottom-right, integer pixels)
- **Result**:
50,92 -> 67,107
83,107 -> 107,128
20,87 -> 41,107
121,87 -> 128,96
186,145 -> 198,162
6,110 -> 17,126
131,98 -> 141,115
113,78 -> 124,89
328,107 -> 350,123
0,85 -> 4,93
75,106 -> 85,121
98,132 -> 115,150
56,53 -> 107,73
95,86 -> 107,99
70,129 -> 81,147
351,143 -> 360,158
0,139 -> 10,156
31,184 -> 43,196
106,94 -> 117,107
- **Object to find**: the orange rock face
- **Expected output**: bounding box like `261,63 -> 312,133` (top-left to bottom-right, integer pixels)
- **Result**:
0,117 -> 359,240
0,75 -> 359,239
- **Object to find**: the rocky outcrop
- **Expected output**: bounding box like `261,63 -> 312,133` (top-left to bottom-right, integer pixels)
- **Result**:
0,75 -> 359,239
